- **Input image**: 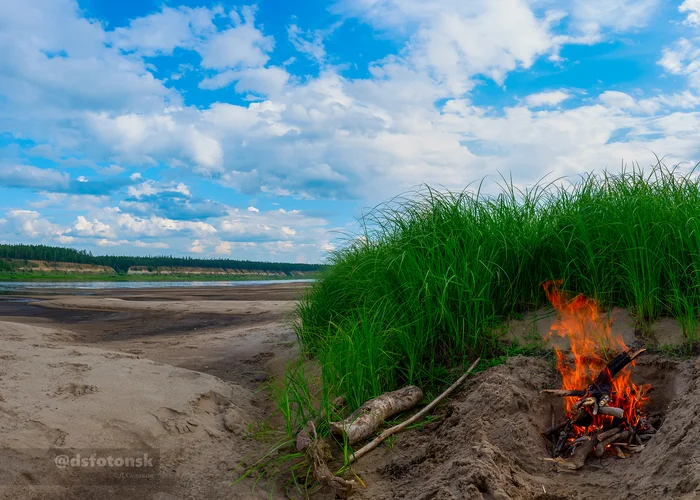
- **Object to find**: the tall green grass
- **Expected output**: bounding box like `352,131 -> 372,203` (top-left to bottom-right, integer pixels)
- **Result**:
295,165 -> 700,414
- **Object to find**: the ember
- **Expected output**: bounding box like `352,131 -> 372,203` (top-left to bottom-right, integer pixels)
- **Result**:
539,280 -> 659,470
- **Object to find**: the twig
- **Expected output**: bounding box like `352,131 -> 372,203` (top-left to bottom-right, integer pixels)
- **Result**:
348,357 -> 480,464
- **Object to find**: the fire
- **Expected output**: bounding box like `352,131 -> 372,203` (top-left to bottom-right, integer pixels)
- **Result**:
542,280 -> 650,432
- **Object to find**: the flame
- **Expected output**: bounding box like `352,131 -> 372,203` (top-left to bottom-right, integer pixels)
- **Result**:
542,280 -> 650,431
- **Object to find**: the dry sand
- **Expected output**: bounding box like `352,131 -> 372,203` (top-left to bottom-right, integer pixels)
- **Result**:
0,283 -> 308,500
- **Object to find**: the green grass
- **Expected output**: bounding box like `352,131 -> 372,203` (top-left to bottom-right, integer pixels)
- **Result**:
0,272 -> 318,282
243,164 -> 700,492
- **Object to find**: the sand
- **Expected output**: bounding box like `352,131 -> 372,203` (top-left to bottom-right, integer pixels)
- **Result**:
0,284 -> 308,500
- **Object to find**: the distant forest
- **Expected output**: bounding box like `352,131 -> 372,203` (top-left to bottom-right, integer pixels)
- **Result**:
0,244 -> 325,274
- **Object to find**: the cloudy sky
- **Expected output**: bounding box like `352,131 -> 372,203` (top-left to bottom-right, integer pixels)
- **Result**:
1,0 -> 699,263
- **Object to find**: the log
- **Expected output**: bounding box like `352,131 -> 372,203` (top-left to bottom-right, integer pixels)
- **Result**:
348,358 -> 481,463
543,433 -> 598,470
597,406 -> 624,419
590,349 -> 646,394
541,389 -> 587,397
330,385 -> 424,445
598,427 -> 622,442
594,431 -> 630,457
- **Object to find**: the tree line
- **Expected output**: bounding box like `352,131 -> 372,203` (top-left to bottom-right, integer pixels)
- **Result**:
0,244 -> 325,274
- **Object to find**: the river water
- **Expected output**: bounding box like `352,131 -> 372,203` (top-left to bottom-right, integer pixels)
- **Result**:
0,279 -> 315,291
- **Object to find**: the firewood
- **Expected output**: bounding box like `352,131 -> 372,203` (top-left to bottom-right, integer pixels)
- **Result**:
589,348 -> 646,394
543,433 -> 598,470
541,389 -> 587,397
597,406 -> 624,419
597,427 -> 622,442
594,431 -> 630,457
330,385 -> 424,445
348,358 -> 480,463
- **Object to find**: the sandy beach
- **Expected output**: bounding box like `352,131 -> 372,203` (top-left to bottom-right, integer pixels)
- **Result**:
0,282 -> 310,500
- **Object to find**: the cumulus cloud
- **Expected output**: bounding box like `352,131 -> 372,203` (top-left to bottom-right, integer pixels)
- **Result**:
1,210 -> 72,244
681,0 -> 700,26
110,6 -> 219,56
197,6 -> 273,69
525,90 -> 571,108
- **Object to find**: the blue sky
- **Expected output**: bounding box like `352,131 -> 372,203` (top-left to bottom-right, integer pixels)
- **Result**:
1,0 -> 700,263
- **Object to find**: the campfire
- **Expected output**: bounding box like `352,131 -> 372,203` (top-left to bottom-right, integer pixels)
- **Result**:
540,280 -> 660,470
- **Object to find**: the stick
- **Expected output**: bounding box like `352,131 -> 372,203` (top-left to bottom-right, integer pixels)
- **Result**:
347,358 -> 480,464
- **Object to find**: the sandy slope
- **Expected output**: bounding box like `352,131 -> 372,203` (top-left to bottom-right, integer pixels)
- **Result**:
0,320 -> 283,500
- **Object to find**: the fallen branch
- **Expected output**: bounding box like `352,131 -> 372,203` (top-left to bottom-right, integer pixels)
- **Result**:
348,358 -> 481,464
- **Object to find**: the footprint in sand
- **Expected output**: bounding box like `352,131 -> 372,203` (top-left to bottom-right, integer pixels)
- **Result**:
48,362 -> 91,373
153,407 -> 200,435
54,383 -> 99,397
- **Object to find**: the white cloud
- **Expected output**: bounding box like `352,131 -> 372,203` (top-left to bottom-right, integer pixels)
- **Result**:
199,67 -> 289,95
72,215 -> 115,238
681,0 -> 700,26
197,7 -> 273,69
659,38 -> 700,88
215,241 -> 232,254
568,0 -> 660,40
525,90 -> 571,108
128,180 -> 191,199
189,239 -> 206,253
110,6 -> 218,56
1,210 -> 72,243
287,24 -> 328,64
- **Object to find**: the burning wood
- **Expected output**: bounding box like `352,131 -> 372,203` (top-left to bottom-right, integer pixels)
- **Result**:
539,281 -> 659,470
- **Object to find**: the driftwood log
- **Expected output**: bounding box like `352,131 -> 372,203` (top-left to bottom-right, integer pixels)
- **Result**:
330,385 -> 424,445
348,358 -> 480,463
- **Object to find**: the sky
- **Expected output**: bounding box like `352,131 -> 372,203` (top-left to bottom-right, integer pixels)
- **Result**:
1,0 -> 700,263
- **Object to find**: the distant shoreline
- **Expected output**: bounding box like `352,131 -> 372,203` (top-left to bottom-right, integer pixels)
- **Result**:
0,273 -> 319,282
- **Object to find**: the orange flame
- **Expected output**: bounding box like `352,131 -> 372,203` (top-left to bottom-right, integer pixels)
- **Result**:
542,280 -> 649,430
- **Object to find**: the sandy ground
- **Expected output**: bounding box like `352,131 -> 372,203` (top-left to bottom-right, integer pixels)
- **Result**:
0,283 -> 309,500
